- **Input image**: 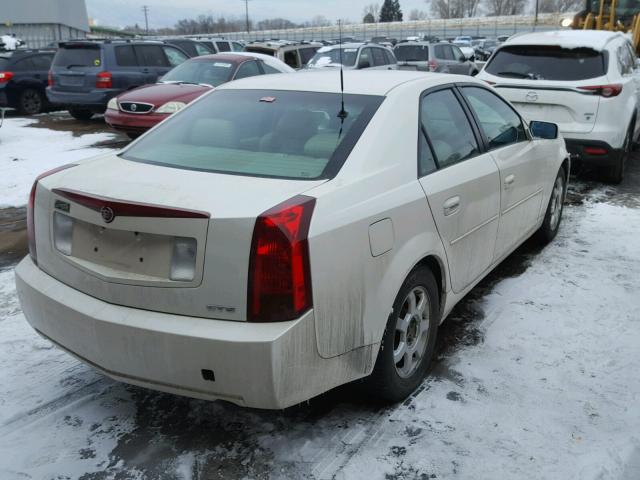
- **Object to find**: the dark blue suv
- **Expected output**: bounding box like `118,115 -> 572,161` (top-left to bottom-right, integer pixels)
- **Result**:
0,49 -> 55,114
47,40 -> 190,120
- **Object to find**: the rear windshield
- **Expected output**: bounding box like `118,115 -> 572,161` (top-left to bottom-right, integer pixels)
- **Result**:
308,48 -> 358,67
161,59 -> 235,86
53,46 -> 102,68
485,45 -> 606,81
121,89 -> 384,180
394,45 -> 429,61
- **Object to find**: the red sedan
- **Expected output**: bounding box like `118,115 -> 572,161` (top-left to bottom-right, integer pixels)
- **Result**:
105,53 -> 293,138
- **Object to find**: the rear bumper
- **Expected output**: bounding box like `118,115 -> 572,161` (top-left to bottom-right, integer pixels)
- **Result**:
564,138 -> 622,167
15,257 -> 375,409
104,109 -> 167,134
46,87 -> 120,111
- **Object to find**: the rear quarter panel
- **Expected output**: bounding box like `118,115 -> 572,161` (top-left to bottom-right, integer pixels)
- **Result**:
307,87 -> 449,359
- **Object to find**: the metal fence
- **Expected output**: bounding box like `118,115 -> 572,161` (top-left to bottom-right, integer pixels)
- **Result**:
194,13 -> 569,42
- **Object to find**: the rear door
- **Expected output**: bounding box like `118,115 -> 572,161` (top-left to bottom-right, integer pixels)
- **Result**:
133,45 -> 173,82
449,45 -> 467,74
418,87 -> 501,293
434,44 -> 450,73
460,85 -> 545,259
51,44 -> 102,93
112,45 -> 148,89
485,45 -> 606,134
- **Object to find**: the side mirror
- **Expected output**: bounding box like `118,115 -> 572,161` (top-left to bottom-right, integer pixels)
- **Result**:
530,120 -> 558,140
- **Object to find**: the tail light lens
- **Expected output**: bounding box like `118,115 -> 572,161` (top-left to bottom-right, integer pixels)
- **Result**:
248,195 -> 316,322
27,164 -> 78,265
584,146 -> 608,155
578,84 -> 623,97
48,70 -> 53,87
96,71 -> 113,89
428,59 -> 438,72
0,72 -> 14,83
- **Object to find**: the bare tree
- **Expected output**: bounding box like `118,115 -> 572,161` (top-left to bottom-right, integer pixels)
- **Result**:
485,0 -> 528,15
538,0 -> 582,13
363,3 -> 381,21
409,9 -> 428,20
428,0 -> 480,18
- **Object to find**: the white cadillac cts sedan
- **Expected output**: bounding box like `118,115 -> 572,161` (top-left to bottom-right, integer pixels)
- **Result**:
15,71 -> 569,409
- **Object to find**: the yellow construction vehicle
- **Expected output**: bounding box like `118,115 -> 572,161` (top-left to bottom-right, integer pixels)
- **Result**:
572,0 -> 640,51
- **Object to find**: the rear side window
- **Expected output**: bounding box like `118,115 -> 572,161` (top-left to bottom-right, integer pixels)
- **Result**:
420,89 -> 479,169
31,54 -> 53,70
485,45 -> 606,80
395,45 -> 429,61
12,57 -> 35,70
121,89 -> 384,180
234,60 -> 262,79
299,47 -> 318,65
53,47 -> 101,68
261,62 -> 282,74
216,42 -> 231,52
0,57 -> 9,70
384,49 -> 396,64
115,45 -> 137,66
284,50 -> 299,69
134,45 -> 168,67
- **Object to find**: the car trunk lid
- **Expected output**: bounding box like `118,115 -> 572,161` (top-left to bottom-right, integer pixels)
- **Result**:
33,154 -> 326,321
52,43 -> 103,92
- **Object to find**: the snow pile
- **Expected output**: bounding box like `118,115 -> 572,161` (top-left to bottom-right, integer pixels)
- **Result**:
0,117 -> 117,208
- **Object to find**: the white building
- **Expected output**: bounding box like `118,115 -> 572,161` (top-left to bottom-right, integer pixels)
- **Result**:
0,0 -> 90,48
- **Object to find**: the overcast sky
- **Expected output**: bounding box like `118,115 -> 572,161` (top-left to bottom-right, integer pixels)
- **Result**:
86,0 -> 431,29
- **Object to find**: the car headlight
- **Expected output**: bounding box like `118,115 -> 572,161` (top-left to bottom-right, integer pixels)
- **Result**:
156,101 -> 186,114
561,17 -> 573,27
107,97 -> 119,110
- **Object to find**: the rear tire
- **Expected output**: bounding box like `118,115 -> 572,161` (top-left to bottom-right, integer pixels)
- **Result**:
536,167 -> 566,245
68,108 -> 94,121
606,124 -> 631,184
18,88 -> 44,115
363,266 -> 440,403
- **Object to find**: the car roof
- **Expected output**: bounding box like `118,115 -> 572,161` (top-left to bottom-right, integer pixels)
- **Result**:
504,30 -> 625,51
218,70 -> 473,96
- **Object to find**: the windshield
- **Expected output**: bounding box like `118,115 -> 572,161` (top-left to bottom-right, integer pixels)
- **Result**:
308,48 -> 358,67
485,45 -> 606,80
161,59 -> 235,86
53,47 -> 101,68
394,45 -> 429,61
121,89 -> 384,180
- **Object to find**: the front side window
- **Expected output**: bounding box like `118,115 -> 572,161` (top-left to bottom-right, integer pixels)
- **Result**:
232,42 -> 244,52
434,45 -> 446,59
194,42 -> 213,56
420,89 -> 479,168
163,47 -> 189,67
234,60 -> 262,79
216,42 -> 231,52
451,45 -> 465,61
485,45 -> 606,80
462,87 -> 527,150
121,90 -> 384,180
358,48 -> 373,68
372,48 -> 386,66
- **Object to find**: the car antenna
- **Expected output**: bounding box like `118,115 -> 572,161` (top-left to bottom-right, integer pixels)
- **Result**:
337,19 -> 348,124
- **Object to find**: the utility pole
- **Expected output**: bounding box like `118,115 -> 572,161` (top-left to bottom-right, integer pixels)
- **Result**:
242,0 -> 251,33
142,5 -> 150,35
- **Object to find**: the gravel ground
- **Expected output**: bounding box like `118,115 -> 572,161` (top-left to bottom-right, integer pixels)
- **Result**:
0,113 -> 639,480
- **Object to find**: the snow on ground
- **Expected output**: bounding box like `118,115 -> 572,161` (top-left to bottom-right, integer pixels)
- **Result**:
0,117 -> 118,208
0,195 -> 638,479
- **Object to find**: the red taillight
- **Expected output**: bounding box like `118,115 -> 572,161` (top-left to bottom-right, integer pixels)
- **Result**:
578,84 -> 623,97
0,72 -> 14,83
96,71 -> 112,89
48,70 -> 53,87
27,164 -> 78,264
248,195 -> 316,322
584,146 -> 608,155
428,59 -> 438,72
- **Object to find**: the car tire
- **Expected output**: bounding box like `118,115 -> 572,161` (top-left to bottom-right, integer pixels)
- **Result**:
68,108 -> 94,121
18,89 -> 44,115
606,123 -> 632,184
536,167 -> 566,245
363,266 -> 440,403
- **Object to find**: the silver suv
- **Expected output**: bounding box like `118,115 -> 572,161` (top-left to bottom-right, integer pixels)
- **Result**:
245,41 -> 321,70
394,41 -> 478,76
306,43 -> 398,70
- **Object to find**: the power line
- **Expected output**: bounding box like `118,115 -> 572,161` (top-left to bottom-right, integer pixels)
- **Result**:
142,5 -> 150,35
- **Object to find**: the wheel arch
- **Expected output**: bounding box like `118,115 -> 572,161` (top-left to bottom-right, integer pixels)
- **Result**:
412,254 -> 447,317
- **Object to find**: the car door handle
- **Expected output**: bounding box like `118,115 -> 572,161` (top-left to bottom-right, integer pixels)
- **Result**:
443,196 -> 460,216
504,174 -> 515,186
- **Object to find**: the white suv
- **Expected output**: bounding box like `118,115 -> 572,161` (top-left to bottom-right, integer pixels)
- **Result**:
477,30 -> 640,183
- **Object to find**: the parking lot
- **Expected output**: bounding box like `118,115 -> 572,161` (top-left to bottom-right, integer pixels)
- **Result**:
1,112 -> 639,479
